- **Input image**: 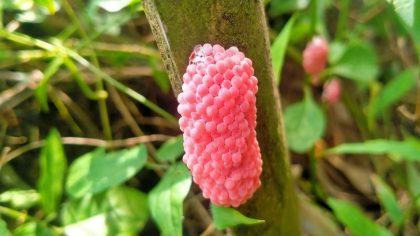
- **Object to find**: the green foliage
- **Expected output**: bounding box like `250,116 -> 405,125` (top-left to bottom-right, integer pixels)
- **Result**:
37,129 -> 67,215
271,14 -> 298,84
61,186 -> 148,236
34,0 -> 56,14
330,42 -> 379,82
210,205 -> 265,230
66,144 -> 147,198
269,0 -> 309,17
0,189 -> 40,209
13,222 -> 55,236
369,70 -> 416,119
156,135 -> 184,162
328,198 -> 393,236
387,0 -> 420,43
372,176 -> 404,226
149,163 -> 191,236
284,90 -> 325,153
0,219 -> 11,236
327,139 -> 420,162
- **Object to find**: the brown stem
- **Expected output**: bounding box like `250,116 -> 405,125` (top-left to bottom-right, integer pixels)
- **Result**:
143,0 -> 300,235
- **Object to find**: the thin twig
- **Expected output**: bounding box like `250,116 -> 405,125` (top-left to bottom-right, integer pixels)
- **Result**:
0,135 -> 173,167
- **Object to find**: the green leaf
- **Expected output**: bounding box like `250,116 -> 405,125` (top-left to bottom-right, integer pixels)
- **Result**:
156,135 -> 184,162
284,90 -> 325,153
372,176 -> 404,226
64,214 -> 108,236
34,0 -> 56,14
0,189 -> 40,209
35,57 -> 64,112
210,205 -> 265,230
0,218 -> 11,236
106,186 -> 149,235
370,70 -> 416,118
386,0 -> 420,43
149,163 -> 191,236
269,0 -> 309,17
66,144 -> 147,198
327,139 -> 420,162
271,14 -> 298,84
330,42 -> 379,82
328,41 -> 347,64
13,222 -> 55,236
60,193 -> 109,226
328,198 -> 392,236
96,0 -> 133,12
37,129 -> 67,215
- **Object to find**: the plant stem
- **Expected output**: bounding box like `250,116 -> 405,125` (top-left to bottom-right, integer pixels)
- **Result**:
62,0 -> 112,140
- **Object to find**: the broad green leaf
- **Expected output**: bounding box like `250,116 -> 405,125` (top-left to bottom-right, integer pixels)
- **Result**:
34,0 -> 56,14
328,41 -> 347,64
0,218 -> 11,236
35,57 -> 64,111
149,163 -> 191,236
386,0 -> 420,43
106,186 -> 149,235
66,144 -> 147,198
271,14 -> 298,84
37,129 -> 67,215
327,139 -> 420,162
210,205 -> 265,230
64,214 -> 108,236
60,192 -> 110,227
269,0 -> 309,17
372,176 -> 404,226
0,189 -> 40,209
284,91 -> 325,153
328,198 -> 392,236
370,70 -> 416,118
14,222 -> 55,236
156,135 -> 184,162
330,42 -> 379,82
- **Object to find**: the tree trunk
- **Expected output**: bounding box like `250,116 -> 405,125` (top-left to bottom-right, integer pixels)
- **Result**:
143,1 -> 300,235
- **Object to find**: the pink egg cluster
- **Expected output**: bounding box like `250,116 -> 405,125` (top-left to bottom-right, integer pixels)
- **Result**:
177,44 -> 262,207
303,36 -> 329,77
322,79 -> 341,104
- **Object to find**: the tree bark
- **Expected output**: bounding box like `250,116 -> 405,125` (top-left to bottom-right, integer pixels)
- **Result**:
143,1 -> 300,235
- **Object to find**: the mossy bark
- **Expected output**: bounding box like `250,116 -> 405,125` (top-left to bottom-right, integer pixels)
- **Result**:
143,0 -> 300,235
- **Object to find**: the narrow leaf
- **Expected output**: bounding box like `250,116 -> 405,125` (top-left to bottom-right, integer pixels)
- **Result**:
149,163 -> 191,236
271,14 -> 298,84
370,70 -> 416,118
284,90 -> 325,153
35,57 -> 64,111
156,135 -> 184,162
327,139 -> 420,162
210,205 -> 265,230
66,144 -> 147,198
372,176 -> 404,226
37,128 -> 67,215
328,198 -> 392,236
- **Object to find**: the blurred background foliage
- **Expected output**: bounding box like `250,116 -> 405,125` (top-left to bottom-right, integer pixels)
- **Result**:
0,0 -> 419,235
